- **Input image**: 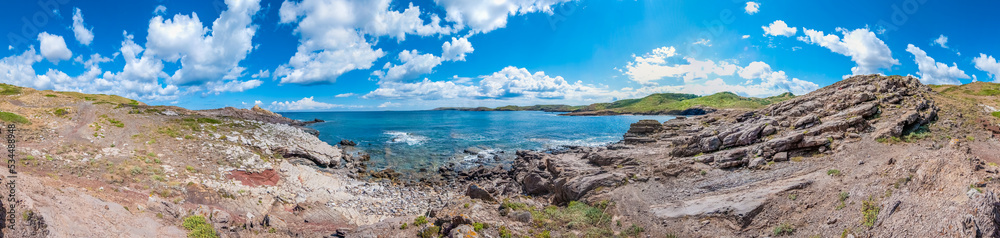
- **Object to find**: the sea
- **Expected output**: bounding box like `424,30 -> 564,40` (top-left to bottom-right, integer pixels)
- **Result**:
282,110 -> 674,178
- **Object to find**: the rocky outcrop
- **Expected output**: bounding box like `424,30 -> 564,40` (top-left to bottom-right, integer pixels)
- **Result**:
624,120 -> 663,144
626,75 -> 937,169
242,122 -> 342,167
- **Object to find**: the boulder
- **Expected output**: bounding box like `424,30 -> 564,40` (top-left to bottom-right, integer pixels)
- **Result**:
522,173 -> 551,195
339,139 -> 357,146
466,184 -> 495,202
552,173 -> 624,204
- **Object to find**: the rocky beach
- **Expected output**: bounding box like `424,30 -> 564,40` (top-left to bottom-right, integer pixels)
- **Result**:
1,74 -> 1000,237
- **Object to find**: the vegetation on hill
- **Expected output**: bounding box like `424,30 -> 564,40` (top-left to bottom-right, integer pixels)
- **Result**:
433,92 -> 796,115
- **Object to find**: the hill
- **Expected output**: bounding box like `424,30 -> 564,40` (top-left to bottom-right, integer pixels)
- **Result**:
433,91 -> 795,116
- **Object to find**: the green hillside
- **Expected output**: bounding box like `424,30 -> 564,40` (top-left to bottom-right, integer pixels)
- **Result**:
433,92 -> 796,115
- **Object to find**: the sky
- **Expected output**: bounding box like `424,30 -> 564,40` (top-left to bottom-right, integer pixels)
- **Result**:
2,0 -> 1000,111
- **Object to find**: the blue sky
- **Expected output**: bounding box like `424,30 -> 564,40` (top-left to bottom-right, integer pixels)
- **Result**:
2,0 -> 1000,111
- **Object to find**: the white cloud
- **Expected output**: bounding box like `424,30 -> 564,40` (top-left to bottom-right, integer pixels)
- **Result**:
377,102 -> 398,108
204,79 -> 263,95
38,32 -> 72,63
275,0 -> 454,85
435,0 -> 574,34
973,53 -> 1000,82
741,35 -> 750,39
623,46 -> 737,85
365,78 -> 482,100
798,27 -> 899,77
442,37 -> 474,61
933,34 -> 948,49
622,46 -> 819,97
269,96 -> 348,111
366,66 -> 608,101
0,48 -> 46,90
905,44 -> 968,85
154,5 -> 167,15
72,8 -> 94,45
762,20 -> 796,37
251,69 -> 270,78
382,50 -> 444,82
147,0 -> 261,86
335,93 -> 355,98
744,2 -> 760,15
693,39 -> 712,46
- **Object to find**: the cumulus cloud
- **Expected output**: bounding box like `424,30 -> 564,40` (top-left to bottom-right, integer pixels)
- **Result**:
146,0 -> 261,86
745,2 -> 760,15
762,20 -> 797,37
742,35 -> 750,39
973,53 -> 1000,82
365,79 -> 482,100
366,66 -> 608,101
38,32 -> 72,63
435,0 -> 574,34
275,0 -> 454,85
0,48 -> 46,90
269,96 -> 349,111
621,46 -> 819,97
72,8 -> 94,45
442,37 -> 474,61
905,44 -> 968,85
335,93 -> 355,98
622,46 -> 738,85
798,27 -> 899,77
381,50 -> 444,82
933,34 -> 948,49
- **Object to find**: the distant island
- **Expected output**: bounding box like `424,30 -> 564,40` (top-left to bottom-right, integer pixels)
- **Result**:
433,91 -> 796,116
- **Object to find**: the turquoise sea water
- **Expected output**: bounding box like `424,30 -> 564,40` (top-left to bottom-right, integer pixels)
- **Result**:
282,110 -> 674,176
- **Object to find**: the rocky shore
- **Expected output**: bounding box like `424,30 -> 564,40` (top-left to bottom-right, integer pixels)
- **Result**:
2,74 -> 1000,237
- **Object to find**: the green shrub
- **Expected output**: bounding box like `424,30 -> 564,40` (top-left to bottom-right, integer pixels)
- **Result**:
182,215 -> 218,238
772,223 -> 795,236
623,224 -> 645,237
827,169 -> 842,176
413,215 -> 428,226
861,196 -> 880,228
400,222 -> 408,229
417,225 -> 440,238
472,222 -> 486,232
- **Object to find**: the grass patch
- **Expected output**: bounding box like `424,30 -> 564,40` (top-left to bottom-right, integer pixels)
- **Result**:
772,223 -> 795,236
790,156 -> 803,162
622,224 -> 645,237
45,94 -> 57,97
0,84 -> 21,95
861,196 -> 880,228
53,108 -> 69,116
993,111 -> 1000,119
528,201 -> 613,235
183,215 -> 218,238
0,111 -> 30,124
836,192 -> 849,210
827,169 -> 842,176
413,215 -> 428,226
